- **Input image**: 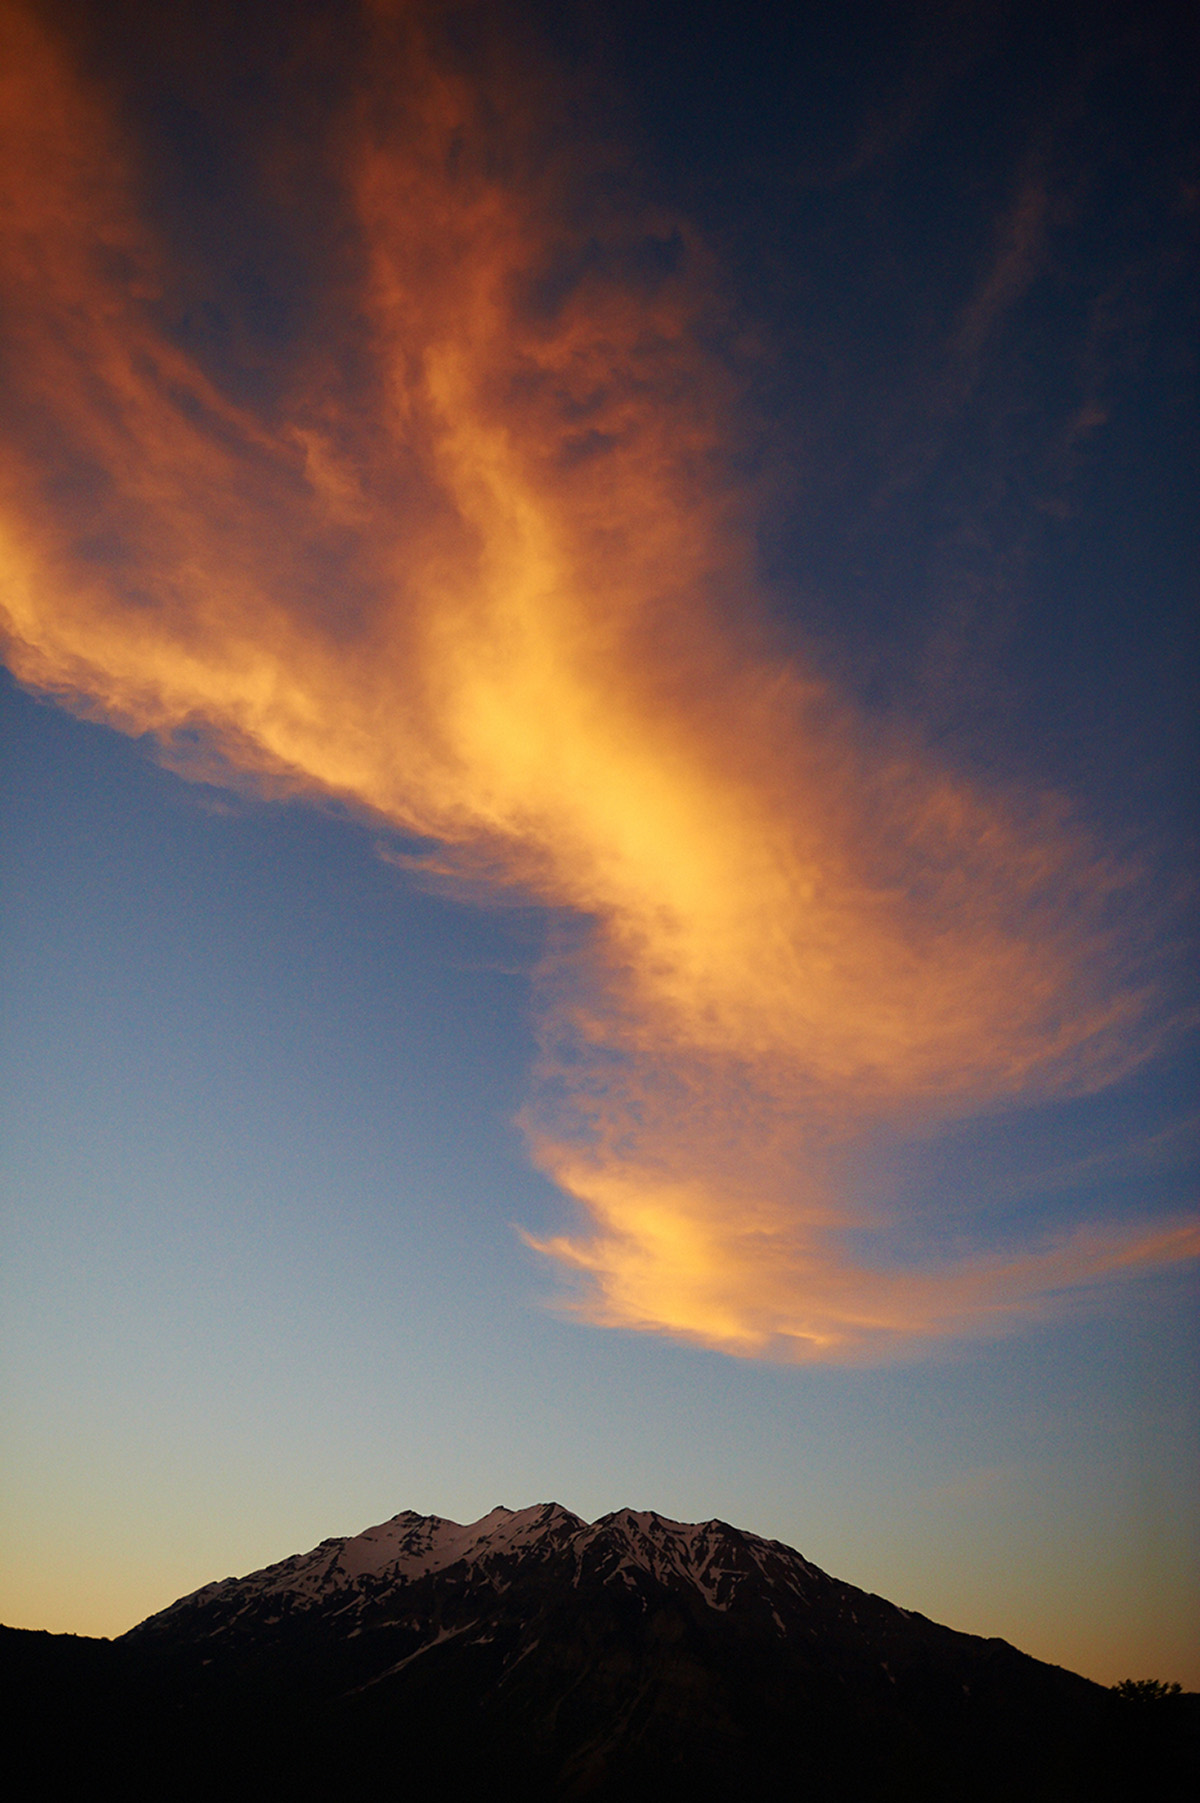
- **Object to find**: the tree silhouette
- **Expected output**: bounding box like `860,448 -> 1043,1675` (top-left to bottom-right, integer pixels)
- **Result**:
1112,1678 -> 1183,1702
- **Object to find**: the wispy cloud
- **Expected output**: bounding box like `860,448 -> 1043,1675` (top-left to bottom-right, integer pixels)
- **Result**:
1,0 -> 1193,1360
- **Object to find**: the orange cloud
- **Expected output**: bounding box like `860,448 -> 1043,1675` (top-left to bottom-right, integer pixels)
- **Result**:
0,0 -> 1192,1359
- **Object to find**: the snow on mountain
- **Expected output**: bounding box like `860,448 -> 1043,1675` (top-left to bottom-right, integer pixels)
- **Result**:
128,1502 -> 848,1648
572,1509 -> 825,1614
136,1501 -> 588,1636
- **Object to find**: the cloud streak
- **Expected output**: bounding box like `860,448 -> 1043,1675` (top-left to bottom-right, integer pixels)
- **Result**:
1,0 -> 1193,1359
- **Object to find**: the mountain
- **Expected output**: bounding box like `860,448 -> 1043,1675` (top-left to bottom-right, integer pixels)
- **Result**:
6,1502 -> 1196,1801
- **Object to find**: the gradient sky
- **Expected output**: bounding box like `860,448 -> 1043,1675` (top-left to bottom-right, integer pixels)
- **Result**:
1,0 -> 1197,1686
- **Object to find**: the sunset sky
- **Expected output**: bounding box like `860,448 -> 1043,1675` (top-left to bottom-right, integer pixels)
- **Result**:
1,0 -> 1196,1686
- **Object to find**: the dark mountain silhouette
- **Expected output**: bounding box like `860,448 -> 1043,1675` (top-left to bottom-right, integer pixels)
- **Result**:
6,1502 -> 1197,1800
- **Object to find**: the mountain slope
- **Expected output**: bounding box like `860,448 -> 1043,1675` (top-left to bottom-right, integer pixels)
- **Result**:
7,1503 -> 1197,1801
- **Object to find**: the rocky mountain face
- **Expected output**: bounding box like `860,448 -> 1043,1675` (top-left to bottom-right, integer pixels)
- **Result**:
6,1502 -> 1196,1801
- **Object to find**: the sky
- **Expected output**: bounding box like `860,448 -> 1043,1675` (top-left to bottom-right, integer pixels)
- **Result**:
0,0 -> 1197,1686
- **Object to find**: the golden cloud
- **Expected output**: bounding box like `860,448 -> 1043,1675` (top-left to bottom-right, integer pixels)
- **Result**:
1,0 -> 1193,1358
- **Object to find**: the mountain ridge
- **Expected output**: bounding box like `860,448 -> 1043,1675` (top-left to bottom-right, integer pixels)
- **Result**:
130,1503 -> 843,1638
